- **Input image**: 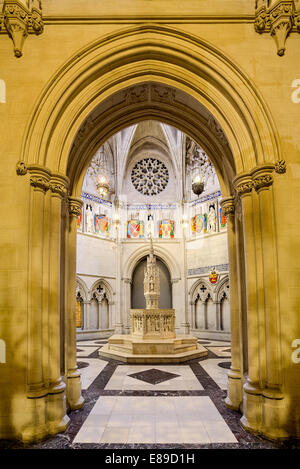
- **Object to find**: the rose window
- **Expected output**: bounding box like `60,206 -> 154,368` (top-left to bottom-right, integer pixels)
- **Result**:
131,158 -> 169,196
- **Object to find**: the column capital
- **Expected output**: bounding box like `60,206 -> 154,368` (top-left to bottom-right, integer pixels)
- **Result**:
68,197 -> 83,218
251,165 -> 274,193
122,278 -> 132,285
171,278 -> 180,284
220,197 -> 235,220
233,173 -> 253,197
49,173 -> 69,198
28,165 -> 51,193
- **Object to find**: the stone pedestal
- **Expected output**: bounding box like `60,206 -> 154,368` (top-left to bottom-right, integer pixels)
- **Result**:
130,308 -> 175,339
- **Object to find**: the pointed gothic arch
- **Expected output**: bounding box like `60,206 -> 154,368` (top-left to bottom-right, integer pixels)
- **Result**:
14,23 -> 288,443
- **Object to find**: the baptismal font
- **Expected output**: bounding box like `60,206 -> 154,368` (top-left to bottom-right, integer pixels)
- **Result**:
99,238 -> 207,363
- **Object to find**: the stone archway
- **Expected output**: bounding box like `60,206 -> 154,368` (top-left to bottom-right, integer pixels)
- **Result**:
13,24 -> 288,443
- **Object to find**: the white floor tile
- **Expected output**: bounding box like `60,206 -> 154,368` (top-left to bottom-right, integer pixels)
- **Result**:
73,396 -> 237,445
79,358 -> 108,390
105,365 -> 203,390
199,358 -> 231,389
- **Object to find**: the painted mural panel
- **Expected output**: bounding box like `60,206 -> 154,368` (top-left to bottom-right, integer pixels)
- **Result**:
127,219 -> 145,238
190,202 -> 218,236
94,213 -> 111,236
219,207 -> 227,229
77,208 -> 83,231
158,220 -> 175,238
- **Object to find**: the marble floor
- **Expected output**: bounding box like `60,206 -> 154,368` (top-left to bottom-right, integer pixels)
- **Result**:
1,337 -> 299,449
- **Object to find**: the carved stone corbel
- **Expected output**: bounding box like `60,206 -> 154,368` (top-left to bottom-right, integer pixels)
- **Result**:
68,197 -> 83,219
255,1 -> 299,56
275,159 -> 287,174
1,0 -> 44,58
270,0 -> 294,56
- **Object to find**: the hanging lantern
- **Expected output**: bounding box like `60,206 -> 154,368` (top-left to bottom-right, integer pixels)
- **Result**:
192,174 -> 204,196
96,175 -> 109,197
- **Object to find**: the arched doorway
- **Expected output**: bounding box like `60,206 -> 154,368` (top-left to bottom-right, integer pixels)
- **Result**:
14,25 -> 288,443
131,256 -> 172,310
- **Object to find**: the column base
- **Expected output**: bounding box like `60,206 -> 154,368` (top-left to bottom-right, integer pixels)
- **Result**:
240,380 -> 263,434
241,382 -> 290,441
114,323 -> 123,334
48,382 -> 70,435
260,389 -> 289,440
21,395 -> 49,443
66,373 -> 84,410
180,323 -> 190,334
225,370 -> 243,411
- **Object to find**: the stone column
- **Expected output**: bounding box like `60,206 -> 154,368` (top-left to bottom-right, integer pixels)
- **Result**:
234,175 -> 263,429
190,301 -> 196,329
47,174 -> 70,434
83,301 -> 89,330
65,197 -> 84,410
252,167 -> 286,438
214,301 -> 221,331
221,196 -> 243,411
22,166 -> 51,442
123,278 -> 132,332
114,238 -> 123,334
180,223 -> 190,334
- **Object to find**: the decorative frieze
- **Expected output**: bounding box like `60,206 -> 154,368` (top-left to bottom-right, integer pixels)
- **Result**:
255,1 -> 299,56
207,115 -> 229,146
0,0 -> 44,58
150,84 -> 176,104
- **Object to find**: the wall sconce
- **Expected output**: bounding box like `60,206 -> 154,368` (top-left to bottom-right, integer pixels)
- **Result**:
113,213 -> 120,230
181,215 -> 188,230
